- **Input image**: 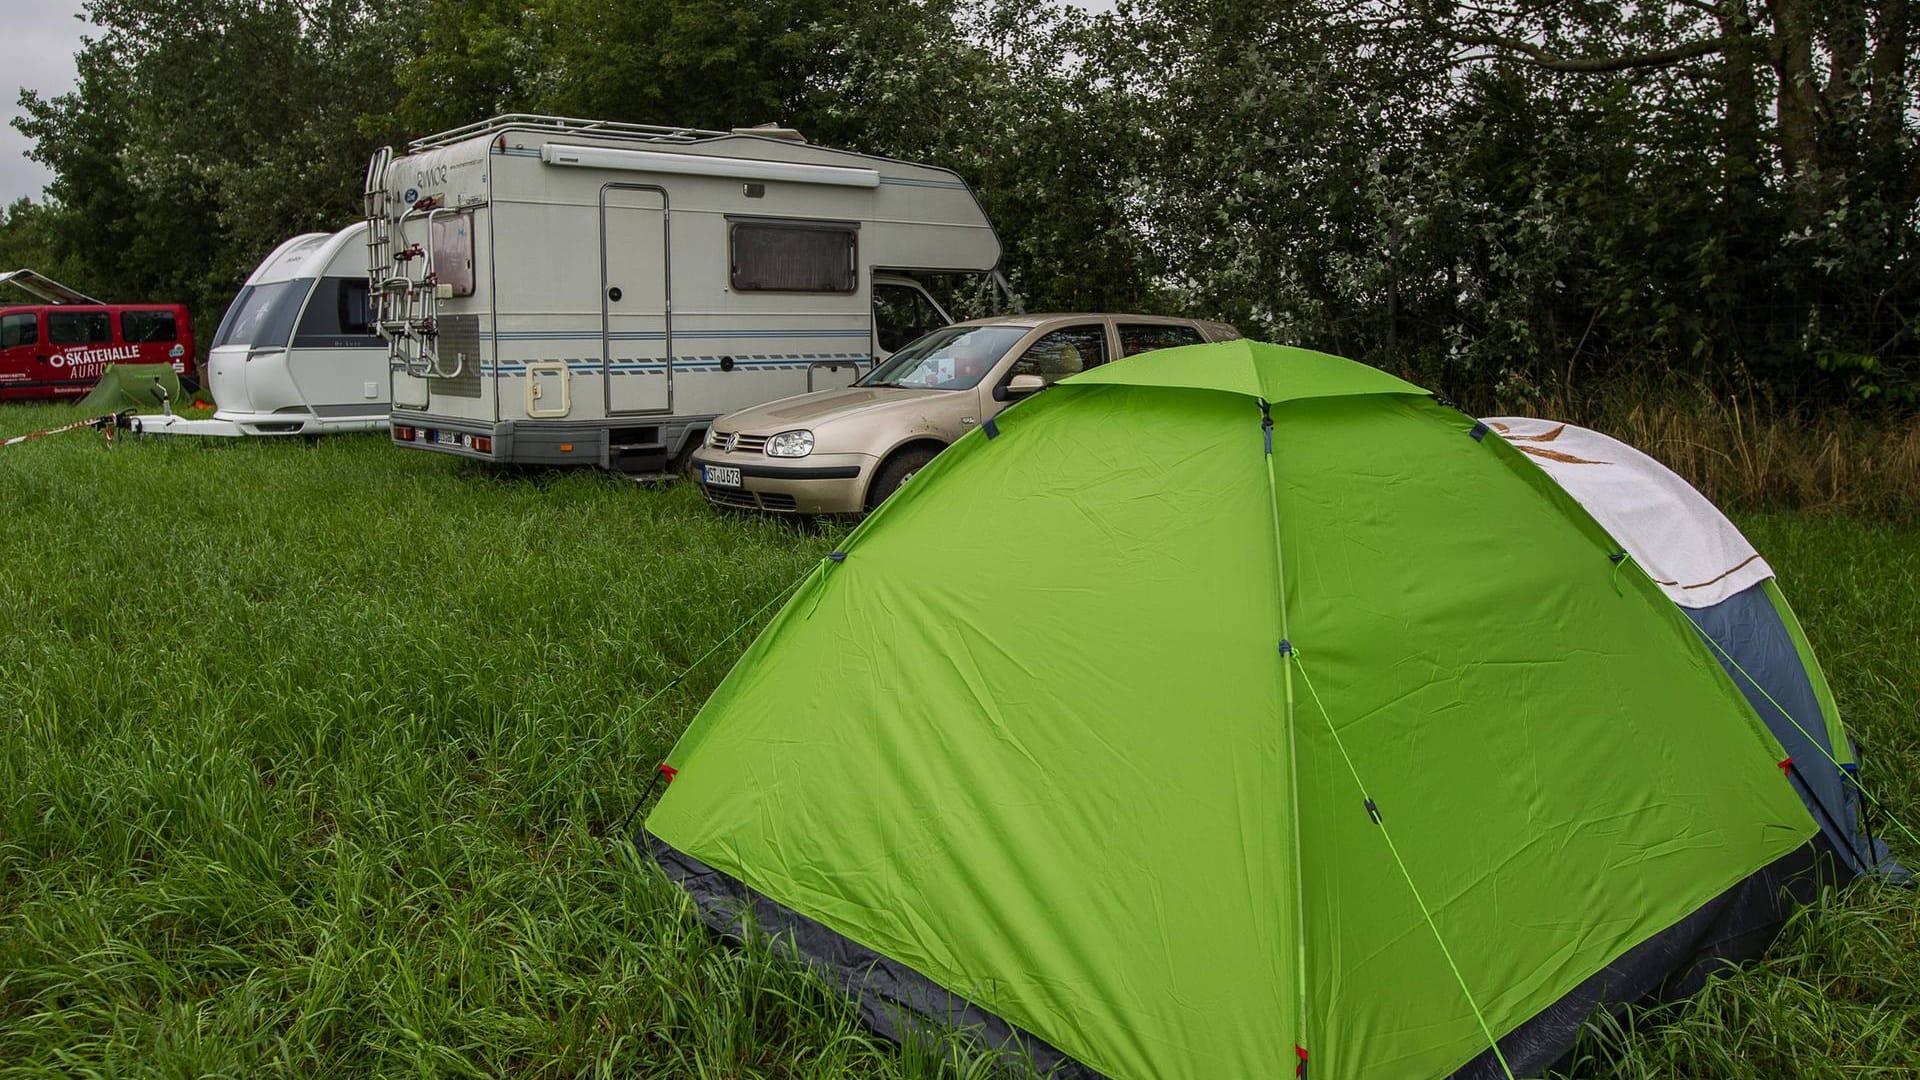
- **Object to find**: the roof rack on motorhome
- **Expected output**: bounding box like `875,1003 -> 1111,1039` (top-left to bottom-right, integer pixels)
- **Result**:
408,114 -> 734,152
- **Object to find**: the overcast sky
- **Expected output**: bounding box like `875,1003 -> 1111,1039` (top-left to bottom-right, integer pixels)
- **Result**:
2,0 -> 91,206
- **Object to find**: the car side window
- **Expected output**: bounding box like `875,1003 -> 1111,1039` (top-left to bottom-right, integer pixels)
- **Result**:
1,312 -> 37,349
48,310 -> 111,345
1118,323 -> 1205,356
1008,324 -> 1109,384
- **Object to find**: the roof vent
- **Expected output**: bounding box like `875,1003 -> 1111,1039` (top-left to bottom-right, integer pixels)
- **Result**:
732,124 -> 807,143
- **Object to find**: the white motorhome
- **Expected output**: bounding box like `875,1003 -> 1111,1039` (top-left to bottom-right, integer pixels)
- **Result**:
134,222 -> 391,437
363,115 -> 1001,472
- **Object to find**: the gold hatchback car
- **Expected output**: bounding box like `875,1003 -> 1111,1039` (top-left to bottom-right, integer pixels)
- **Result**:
691,313 -> 1239,514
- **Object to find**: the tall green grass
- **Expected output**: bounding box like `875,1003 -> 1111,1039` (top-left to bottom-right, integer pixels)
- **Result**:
0,404 -> 1915,1077
1495,382 -> 1920,521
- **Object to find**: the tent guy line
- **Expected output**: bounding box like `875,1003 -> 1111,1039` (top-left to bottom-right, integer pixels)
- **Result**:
1676,598 -> 1920,855
1292,647 -> 1520,1080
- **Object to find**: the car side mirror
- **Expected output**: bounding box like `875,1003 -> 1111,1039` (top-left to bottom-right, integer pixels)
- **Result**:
1006,374 -> 1046,395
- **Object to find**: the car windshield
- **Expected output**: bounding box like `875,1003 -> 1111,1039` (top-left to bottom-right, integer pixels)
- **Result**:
857,325 -> 1028,391
213,279 -> 313,349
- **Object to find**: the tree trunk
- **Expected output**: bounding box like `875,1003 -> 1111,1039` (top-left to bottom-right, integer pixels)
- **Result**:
1766,0 -> 1823,177
1719,0 -> 1764,195
1867,0 -> 1917,201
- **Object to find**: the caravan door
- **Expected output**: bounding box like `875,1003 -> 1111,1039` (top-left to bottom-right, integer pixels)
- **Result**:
599,184 -> 670,415
289,277 -> 388,419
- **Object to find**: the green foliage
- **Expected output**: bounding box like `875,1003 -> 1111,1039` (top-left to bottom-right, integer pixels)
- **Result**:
2,0 -> 1917,400
13,0 -> 410,336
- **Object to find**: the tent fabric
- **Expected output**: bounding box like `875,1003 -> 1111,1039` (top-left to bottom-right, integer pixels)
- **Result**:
649,836 -> 1102,1078
1684,584 -> 1895,877
76,362 -> 184,413
647,342 -> 1828,1080
1488,418 -> 1903,882
1066,337 -> 1428,403
1483,417 -> 1770,608
652,832 -> 1824,1080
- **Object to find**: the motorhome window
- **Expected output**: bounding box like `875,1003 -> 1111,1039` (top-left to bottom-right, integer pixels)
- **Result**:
430,214 -> 475,297
873,284 -> 945,353
120,310 -> 178,343
48,310 -> 111,345
856,324 -> 1026,391
0,312 -> 36,348
213,280 -> 310,349
295,277 -> 380,346
730,221 -> 857,293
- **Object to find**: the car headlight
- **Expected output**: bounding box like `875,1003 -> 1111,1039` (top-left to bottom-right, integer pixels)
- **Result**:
765,429 -> 815,458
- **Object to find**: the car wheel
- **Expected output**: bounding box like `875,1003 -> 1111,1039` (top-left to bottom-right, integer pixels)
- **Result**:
670,430 -> 704,480
865,447 -> 937,511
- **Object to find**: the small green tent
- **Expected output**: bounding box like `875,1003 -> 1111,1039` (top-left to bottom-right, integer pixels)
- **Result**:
76,362 -> 183,413
646,341 -> 1872,1079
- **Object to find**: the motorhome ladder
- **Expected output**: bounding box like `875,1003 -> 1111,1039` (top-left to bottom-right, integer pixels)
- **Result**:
363,147 -> 461,381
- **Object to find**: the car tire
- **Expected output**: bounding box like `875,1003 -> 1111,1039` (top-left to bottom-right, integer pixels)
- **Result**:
865,447 -> 937,512
671,431 -> 703,480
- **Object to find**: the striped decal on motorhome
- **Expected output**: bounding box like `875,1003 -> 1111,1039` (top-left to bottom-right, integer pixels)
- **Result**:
478,353 -> 869,375
490,329 -> 873,342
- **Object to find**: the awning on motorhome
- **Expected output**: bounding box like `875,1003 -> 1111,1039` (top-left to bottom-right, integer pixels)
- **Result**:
540,144 -> 880,187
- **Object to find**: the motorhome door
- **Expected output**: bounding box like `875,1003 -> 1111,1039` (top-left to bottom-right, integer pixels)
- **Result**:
599,184 -> 670,415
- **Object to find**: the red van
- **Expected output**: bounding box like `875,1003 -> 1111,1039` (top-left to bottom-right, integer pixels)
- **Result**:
0,304 -> 197,401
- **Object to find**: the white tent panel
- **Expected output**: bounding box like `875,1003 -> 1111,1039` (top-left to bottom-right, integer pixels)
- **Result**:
1486,417 -> 1771,608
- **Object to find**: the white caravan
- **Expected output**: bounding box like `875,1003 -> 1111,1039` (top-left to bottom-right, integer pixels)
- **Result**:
133,222 -> 391,436
363,115 -> 1001,472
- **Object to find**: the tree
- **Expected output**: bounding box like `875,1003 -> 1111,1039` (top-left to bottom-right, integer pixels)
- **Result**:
15,1 -> 409,330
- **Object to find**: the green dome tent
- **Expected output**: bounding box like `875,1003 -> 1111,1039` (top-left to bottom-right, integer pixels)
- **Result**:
76,362 -> 184,413
644,341 -> 1890,1079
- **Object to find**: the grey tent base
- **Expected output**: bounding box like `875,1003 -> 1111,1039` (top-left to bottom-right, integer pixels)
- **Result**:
649,833 -> 1839,1080
1455,839 -> 1833,1078
647,832 -> 1103,1078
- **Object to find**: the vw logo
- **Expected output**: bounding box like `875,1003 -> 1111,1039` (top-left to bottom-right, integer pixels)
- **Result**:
404,187 -> 419,204
724,432 -> 739,452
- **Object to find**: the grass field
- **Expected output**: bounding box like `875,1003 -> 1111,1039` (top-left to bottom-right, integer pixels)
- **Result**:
1,403 -> 1915,1078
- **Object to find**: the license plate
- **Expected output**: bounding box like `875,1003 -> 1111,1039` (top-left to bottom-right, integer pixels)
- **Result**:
703,465 -> 742,488
433,429 -> 463,447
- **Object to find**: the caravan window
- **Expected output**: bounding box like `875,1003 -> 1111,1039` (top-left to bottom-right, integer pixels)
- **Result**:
213,280 -> 309,349
48,310 -> 111,345
295,277 -> 379,347
120,310 -> 178,343
730,220 -> 857,293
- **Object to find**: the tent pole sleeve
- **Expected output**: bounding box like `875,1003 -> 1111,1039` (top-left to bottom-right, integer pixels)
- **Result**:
1258,399 -> 1311,1068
